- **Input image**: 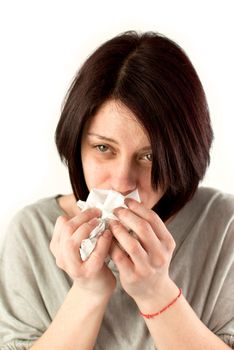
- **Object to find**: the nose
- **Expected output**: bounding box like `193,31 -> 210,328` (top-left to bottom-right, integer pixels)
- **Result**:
110,158 -> 137,196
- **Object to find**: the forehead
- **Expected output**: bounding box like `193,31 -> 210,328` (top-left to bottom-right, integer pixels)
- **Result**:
85,100 -> 150,143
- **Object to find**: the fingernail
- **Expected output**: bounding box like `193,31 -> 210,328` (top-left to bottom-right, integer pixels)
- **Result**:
124,198 -> 133,206
109,219 -> 119,227
113,207 -> 123,216
93,208 -> 102,217
89,218 -> 99,227
103,229 -> 112,238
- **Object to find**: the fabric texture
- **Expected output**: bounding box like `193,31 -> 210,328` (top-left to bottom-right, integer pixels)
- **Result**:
0,187 -> 233,349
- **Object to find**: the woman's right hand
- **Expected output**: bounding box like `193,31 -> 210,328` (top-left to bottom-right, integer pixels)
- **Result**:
50,208 -> 116,298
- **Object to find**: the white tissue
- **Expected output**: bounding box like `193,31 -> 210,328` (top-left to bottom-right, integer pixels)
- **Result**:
77,188 -> 140,261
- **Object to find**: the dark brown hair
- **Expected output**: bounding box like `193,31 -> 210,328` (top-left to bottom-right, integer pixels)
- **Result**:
55,31 -> 213,221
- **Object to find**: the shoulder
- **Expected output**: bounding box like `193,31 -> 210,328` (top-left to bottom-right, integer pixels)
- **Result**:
2,195 -> 64,252
169,186 -> 234,246
183,187 -> 234,246
195,186 -> 234,207
188,186 -> 234,222
10,195 -> 64,226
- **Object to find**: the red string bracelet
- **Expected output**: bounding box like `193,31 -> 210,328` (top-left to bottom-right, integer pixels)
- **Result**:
139,288 -> 182,319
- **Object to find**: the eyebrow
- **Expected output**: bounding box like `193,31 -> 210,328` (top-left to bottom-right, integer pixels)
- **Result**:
87,132 -> 152,152
87,132 -> 119,145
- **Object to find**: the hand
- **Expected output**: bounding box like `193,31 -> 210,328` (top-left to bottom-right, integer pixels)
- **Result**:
50,208 -> 116,297
109,198 -> 176,304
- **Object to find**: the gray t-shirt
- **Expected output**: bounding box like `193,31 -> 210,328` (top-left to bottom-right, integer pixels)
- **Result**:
0,187 -> 234,349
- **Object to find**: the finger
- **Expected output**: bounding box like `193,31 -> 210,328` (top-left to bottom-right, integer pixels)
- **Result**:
113,207 -> 161,253
109,220 -> 149,266
62,208 -> 101,238
69,218 -> 101,243
123,199 -> 175,251
85,229 -> 113,272
50,215 -> 70,255
110,240 -> 133,275
58,218 -> 101,274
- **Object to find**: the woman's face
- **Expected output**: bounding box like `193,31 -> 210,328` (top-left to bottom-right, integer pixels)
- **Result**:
81,100 -> 164,209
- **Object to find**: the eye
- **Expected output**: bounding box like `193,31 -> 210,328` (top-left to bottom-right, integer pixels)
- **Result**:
95,144 -> 110,153
142,153 -> 153,161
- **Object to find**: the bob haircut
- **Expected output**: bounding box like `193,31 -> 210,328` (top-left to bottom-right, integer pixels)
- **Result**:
55,31 -> 213,221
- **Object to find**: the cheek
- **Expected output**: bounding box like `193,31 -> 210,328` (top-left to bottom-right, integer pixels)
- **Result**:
138,170 -> 153,192
82,157 -> 109,189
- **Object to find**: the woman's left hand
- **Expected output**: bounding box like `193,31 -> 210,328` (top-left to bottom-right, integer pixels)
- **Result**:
109,198 -> 177,305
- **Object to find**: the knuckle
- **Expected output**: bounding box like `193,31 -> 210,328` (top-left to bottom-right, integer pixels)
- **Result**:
150,210 -> 159,222
138,220 -> 151,233
63,222 -> 77,236
64,237 -> 78,251
55,256 -> 64,269
89,252 -> 103,270
57,215 -> 68,224
156,253 -> 167,267
128,240 -> 141,255
56,215 -> 69,229
56,252 -> 81,279
113,250 -> 125,264
166,236 -> 176,252
49,240 -> 56,254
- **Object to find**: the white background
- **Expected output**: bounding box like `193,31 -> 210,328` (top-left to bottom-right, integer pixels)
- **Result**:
0,0 -> 233,243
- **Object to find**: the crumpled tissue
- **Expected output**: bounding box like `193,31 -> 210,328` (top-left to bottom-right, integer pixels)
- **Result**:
77,188 -> 140,261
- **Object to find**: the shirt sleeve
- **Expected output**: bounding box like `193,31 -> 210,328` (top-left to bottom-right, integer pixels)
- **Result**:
0,209 -> 53,349
207,218 -> 234,349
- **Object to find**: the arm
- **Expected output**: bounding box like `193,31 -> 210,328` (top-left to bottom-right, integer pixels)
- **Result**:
30,208 -> 115,350
109,198 -> 232,350
135,280 -> 231,350
30,282 -> 111,350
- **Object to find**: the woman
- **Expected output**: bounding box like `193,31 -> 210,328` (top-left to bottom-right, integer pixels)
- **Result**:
0,31 -> 233,349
